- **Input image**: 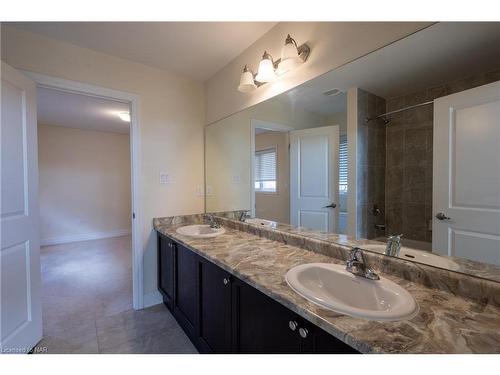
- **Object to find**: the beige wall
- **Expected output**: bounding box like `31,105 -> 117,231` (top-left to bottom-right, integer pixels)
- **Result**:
1,26 -> 205,302
255,131 -> 290,224
205,97 -> 327,213
325,111 -> 347,135
38,125 -> 131,244
205,22 -> 432,124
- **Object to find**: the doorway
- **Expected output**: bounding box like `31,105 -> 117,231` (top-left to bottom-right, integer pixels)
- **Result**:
24,71 -> 143,312
36,86 -> 134,343
250,120 -> 340,232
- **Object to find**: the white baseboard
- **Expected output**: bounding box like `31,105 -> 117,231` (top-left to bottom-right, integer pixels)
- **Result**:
40,228 -> 131,246
143,291 -> 162,309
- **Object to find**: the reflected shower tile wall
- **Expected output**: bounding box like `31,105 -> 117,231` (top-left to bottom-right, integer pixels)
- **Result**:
385,89 -> 435,243
384,67 -> 500,243
357,89 -> 386,239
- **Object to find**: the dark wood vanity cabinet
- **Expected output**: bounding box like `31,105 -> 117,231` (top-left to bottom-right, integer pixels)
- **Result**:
198,258 -> 232,353
231,277 -> 303,353
157,236 -> 175,309
231,278 -> 357,354
173,242 -> 199,340
157,233 -> 358,354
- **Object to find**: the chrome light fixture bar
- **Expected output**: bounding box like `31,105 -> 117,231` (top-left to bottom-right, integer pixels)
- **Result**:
237,34 -> 311,93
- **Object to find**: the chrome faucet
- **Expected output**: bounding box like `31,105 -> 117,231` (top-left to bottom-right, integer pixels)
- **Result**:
239,210 -> 251,222
346,248 -> 379,280
205,214 -> 221,229
385,234 -> 403,257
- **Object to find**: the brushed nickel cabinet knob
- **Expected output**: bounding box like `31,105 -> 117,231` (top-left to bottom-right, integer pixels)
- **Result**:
299,327 -> 308,338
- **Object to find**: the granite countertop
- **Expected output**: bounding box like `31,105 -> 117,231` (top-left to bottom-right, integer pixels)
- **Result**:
154,221 -> 500,354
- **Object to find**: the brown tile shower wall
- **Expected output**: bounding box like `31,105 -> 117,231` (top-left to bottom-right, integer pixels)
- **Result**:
384,93 -> 433,242
356,89 -> 386,239
384,68 -> 500,243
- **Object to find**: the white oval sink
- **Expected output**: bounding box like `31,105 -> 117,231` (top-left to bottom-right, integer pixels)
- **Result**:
244,218 -> 275,228
286,263 -> 418,321
361,244 -> 460,271
176,225 -> 225,238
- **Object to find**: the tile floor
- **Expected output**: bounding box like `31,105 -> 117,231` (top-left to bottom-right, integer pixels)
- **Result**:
36,235 -> 197,354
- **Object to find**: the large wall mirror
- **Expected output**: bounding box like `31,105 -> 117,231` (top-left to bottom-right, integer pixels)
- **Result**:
205,22 -> 500,282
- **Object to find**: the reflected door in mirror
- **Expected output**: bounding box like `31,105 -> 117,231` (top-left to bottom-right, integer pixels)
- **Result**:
290,126 -> 339,232
433,80 -> 500,266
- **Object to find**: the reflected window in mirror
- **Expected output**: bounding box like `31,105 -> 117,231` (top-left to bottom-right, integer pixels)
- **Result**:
338,135 -> 348,234
255,148 -> 277,193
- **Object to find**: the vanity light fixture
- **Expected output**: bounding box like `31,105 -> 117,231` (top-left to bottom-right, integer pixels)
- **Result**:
237,34 -> 310,93
117,111 -> 131,122
255,51 -> 278,83
277,34 -> 303,74
237,65 -> 257,93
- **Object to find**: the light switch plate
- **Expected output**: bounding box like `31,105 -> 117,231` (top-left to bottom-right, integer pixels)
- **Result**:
196,185 -> 204,197
231,175 -> 241,184
159,173 -> 170,184
206,185 -> 213,196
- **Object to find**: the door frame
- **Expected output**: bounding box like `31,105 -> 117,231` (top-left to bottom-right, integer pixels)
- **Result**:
250,119 -> 293,218
21,71 -> 144,310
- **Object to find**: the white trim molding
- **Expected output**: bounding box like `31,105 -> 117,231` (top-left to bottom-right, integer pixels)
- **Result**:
23,70 -> 144,310
41,229 -> 131,246
346,87 -> 358,238
143,291 -> 163,309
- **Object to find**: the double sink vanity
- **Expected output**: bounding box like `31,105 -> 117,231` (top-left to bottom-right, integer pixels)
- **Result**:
154,213 -> 500,354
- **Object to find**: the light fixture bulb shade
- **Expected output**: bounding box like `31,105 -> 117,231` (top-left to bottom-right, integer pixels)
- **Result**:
237,69 -> 256,92
255,58 -> 277,83
278,42 -> 302,74
117,112 -> 131,122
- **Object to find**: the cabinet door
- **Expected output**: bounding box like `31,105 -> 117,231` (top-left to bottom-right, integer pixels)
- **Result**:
157,235 -> 175,308
173,243 -> 199,340
303,325 -> 359,354
232,279 -> 303,353
198,259 -> 232,353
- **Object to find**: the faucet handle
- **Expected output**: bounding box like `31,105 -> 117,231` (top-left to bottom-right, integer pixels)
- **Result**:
388,233 -> 403,241
348,247 -> 364,262
205,214 -> 221,228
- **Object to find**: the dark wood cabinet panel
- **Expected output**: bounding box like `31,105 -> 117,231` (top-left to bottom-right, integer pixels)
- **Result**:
157,235 -> 175,308
303,325 -> 359,354
198,259 -> 232,353
232,279 -> 303,353
173,243 -> 198,340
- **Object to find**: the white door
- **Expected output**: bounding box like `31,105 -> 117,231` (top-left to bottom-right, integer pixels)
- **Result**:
433,80 -> 500,265
1,62 -> 42,353
290,125 -> 339,232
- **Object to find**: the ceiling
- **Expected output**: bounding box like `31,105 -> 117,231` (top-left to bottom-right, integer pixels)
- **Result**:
37,87 -> 131,134
9,22 -> 277,81
272,22 -> 500,116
